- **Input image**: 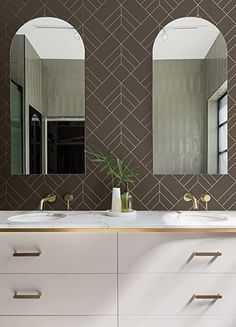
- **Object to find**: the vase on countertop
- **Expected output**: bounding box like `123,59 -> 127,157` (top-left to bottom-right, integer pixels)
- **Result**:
121,183 -> 133,212
111,187 -> 122,213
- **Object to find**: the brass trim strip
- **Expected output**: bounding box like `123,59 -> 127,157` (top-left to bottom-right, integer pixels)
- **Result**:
13,251 -> 41,257
1,228 -> 236,233
13,292 -> 41,299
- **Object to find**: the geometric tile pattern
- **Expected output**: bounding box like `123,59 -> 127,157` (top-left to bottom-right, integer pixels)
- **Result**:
0,0 -> 236,210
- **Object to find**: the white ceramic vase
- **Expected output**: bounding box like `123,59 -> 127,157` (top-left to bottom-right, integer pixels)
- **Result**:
111,187 -> 121,213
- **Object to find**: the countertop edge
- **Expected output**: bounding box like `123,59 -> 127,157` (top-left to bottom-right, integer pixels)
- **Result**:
1,227 -> 236,232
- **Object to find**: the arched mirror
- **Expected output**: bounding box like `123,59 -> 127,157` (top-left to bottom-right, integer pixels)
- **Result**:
153,17 -> 227,175
10,17 -> 85,174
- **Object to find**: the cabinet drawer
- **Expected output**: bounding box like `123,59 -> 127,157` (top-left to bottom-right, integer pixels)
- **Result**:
0,317 -> 117,327
119,316 -> 236,327
0,274 -> 117,315
119,274 -> 236,315
118,233 -> 236,273
0,232 -> 117,273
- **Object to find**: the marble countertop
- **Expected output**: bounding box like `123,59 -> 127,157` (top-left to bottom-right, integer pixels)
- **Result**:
0,211 -> 236,231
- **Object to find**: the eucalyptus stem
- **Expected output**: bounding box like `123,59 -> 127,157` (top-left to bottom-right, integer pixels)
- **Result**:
87,149 -> 138,189
107,159 -> 115,187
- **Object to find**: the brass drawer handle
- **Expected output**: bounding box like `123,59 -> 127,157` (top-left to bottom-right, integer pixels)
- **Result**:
13,251 -> 41,257
193,293 -> 222,300
13,291 -> 41,299
193,251 -> 222,257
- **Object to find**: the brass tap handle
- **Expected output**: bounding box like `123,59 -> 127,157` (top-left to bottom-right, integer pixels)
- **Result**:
13,251 -> 41,257
13,291 -> 41,299
200,193 -> 211,210
193,293 -> 222,300
64,194 -> 74,210
193,251 -> 222,257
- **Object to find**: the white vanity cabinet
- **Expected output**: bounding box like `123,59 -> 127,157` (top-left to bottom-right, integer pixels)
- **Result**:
118,233 -> 236,273
119,316 -> 236,327
1,230 -> 236,327
0,317 -> 117,327
0,232 -> 117,273
0,232 -> 117,327
118,233 -> 236,327
0,274 -> 116,315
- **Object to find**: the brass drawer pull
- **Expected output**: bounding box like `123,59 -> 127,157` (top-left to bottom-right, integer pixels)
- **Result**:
193,251 -> 222,257
13,291 -> 41,299
13,251 -> 41,257
193,293 -> 222,300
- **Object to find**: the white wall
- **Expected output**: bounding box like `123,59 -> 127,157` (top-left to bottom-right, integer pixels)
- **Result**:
42,59 -> 85,118
24,37 -> 43,174
153,59 -> 206,174
16,17 -> 84,60
153,17 -> 219,60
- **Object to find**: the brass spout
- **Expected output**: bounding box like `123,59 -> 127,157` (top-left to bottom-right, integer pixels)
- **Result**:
183,193 -> 198,210
39,194 -> 56,210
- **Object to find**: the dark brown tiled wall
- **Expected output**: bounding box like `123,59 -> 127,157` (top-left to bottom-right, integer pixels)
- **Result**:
0,0 -> 236,210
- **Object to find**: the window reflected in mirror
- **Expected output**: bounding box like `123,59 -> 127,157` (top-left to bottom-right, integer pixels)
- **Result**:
153,17 -> 227,174
218,94 -> 227,174
10,17 -> 85,174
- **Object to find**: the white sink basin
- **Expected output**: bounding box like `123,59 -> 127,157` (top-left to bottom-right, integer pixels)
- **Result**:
7,212 -> 108,227
164,212 -> 228,225
8,212 -> 65,223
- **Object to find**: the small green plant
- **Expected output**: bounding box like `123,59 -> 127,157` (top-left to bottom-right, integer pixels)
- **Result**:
87,149 -> 138,188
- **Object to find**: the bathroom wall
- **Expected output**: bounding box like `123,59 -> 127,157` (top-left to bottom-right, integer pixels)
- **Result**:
205,33 -> 227,175
25,37 -> 42,115
24,37 -> 42,174
42,59 -> 85,117
1,0 -> 236,210
10,35 -> 25,175
153,59 -> 206,174
10,35 -> 25,89
205,32 -> 228,100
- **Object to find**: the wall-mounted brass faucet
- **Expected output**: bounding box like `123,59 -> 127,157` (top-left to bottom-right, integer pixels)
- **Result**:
64,193 -> 74,210
183,193 -> 198,210
183,192 -> 211,210
39,194 -> 56,210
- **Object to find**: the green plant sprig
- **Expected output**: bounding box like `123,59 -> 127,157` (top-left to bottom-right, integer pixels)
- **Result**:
87,149 -> 138,188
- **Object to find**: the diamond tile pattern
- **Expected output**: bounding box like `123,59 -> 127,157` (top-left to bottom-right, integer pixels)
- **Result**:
1,0 -> 236,210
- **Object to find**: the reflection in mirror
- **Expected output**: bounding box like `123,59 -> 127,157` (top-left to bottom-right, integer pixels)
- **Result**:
47,120 -> 85,174
10,17 -> 85,174
29,107 -> 42,174
153,17 -> 227,174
